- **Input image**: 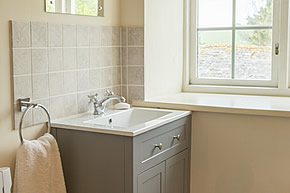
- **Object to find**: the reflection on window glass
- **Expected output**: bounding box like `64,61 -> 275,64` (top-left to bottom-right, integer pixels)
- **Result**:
198,0 -> 232,28
196,0 -> 273,81
46,0 -> 56,12
235,30 -> 272,80
236,0 -> 273,26
198,31 -> 232,79
75,0 -> 99,16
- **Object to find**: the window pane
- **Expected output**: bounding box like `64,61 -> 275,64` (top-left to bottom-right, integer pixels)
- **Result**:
236,0 -> 273,26
197,0 -> 232,28
75,0 -> 99,16
46,0 -> 56,12
197,31 -> 232,79
235,30 -> 272,80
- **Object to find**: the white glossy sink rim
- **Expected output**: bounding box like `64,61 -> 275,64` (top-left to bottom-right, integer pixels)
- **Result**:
51,107 -> 191,136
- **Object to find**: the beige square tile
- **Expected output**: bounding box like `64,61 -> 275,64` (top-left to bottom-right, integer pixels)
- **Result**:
13,75 -> 32,103
122,66 -> 128,85
89,25 -> 101,46
13,48 -> 31,75
121,27 -> 128,46
32,48 -> 48,74
77,91 -> 92,113
12,21 -> 31,48
128,47 -> 144,66
32,74 -> 49,100
63,24 -> 76,47
100,26 -> 112,46
103,47 -> 112,67
77,25 -> 89,47
128,66 -> 144,85
128,27 -> 144,46
49,72 -> 64,96
63,94 -> 78,117
89,48 -> 98,68
112,67 -> 121,86
14,103 -> 33,129
101,68 -> 112,88
63,71 -> 77,94
95,48 -> 105,67
128,86 -> 144,104
112,47 -> 120,66
112,27 -> 120,46
49,96 -> 64,120
77,48 -> 90,69
112,86 -> 121,96
63,48 -> 77,70
89,69 -> 101,90
122,47 -> 128,66
31,22 -> 48,47
77,70 -> 90,91
48,23 -> 62,47
48,48 -> 63,72
95,89 -> 107,99
32,98 -> 50,125
121,86 -> 128,101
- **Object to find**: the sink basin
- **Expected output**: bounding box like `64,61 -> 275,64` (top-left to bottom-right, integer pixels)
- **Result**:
84,108 -> 171,128
51,107 -> 191,136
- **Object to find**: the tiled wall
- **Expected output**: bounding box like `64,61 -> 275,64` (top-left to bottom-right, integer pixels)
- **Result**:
121,27 -> 144,103
11,21 -> 144,129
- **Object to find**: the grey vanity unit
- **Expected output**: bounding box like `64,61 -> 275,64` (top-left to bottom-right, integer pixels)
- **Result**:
51,115 -> 191,193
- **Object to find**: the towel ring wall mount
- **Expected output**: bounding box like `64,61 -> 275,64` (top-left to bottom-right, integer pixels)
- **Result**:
18,98 -> 51,144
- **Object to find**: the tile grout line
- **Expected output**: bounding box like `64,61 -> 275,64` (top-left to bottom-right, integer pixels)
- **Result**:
12,22 -> 144,124
120,27 -> 124,97
30,21 -> 34,126
126,27 -> 129,102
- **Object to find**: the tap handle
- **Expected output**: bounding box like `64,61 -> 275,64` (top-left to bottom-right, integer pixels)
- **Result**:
88,93 -> 98,103
106,90 -> 114,96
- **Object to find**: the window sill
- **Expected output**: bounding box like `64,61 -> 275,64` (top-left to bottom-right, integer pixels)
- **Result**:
184,84 -> 290,97
133,92 -> 290,118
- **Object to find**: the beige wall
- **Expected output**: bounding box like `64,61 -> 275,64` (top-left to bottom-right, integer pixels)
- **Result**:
191,112 -> 290,192
144,0 -> 184,99
0,0 -> 121,174
4,1 -> 289,192
121,0 -> 144,26
0,0 -> 144,177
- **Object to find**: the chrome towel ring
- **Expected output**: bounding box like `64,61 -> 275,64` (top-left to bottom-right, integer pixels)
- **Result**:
19,102 -> 51,144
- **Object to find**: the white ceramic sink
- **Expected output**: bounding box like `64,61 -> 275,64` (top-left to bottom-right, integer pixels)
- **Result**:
84,108 -> 171,128
51,107 -> 191,136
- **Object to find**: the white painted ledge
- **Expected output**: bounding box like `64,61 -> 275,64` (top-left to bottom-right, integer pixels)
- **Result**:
133,93 -> 290,118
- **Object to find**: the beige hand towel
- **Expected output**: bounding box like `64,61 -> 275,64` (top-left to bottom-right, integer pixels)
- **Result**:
14,133 -> 67,193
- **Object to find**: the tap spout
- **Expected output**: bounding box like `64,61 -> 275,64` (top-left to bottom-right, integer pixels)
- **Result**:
89,91 -> 126,115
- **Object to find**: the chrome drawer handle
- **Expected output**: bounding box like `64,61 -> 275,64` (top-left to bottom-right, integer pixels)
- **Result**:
154,143 -> 163,150
173,135 -> 181,141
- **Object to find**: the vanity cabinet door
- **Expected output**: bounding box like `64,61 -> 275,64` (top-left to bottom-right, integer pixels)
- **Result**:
137,162 -> 166,193
166,150 -> 189,193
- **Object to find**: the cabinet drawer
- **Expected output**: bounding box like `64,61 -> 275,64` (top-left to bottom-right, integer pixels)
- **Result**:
141,125 -> 186,162
134,116 -> 191,173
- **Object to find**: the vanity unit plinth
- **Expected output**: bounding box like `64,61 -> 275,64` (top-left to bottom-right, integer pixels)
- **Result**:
51,115 -> 191,193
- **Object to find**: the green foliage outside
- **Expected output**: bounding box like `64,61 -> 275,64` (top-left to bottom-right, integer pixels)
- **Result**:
75,0 -> 99,16
46,0 -> 56,12
243,0 -> 273,46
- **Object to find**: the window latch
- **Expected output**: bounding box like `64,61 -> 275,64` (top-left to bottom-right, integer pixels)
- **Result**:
275,43 -> 280,55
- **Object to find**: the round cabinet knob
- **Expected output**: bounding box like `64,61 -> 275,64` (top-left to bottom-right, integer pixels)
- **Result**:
173,135 -> 181,141
154,143 -> 163,150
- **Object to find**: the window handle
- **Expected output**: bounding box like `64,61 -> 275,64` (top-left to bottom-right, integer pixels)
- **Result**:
275,43 -> 280,55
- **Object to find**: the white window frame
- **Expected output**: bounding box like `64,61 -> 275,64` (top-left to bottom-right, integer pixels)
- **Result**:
183,0 -> 290,96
